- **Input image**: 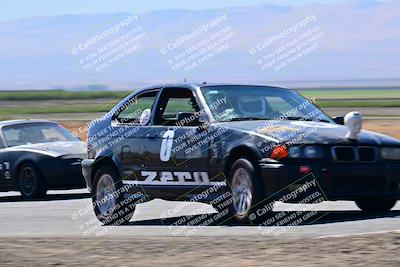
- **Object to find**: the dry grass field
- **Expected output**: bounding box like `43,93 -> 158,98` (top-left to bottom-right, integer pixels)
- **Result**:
364,120 -> 400,139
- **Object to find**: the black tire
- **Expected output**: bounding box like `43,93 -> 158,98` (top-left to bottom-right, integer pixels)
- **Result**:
355,198 -> 397,213
92,165 -> 135,226
19,162 -> 47,199
225,158 -> 274,224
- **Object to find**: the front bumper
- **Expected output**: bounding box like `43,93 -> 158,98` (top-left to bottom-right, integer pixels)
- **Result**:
81,159 -> 95,192
259,160 -> 400,201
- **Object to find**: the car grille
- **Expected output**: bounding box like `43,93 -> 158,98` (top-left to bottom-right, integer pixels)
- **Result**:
358,147 -> 377,161
332,146 -> 377,162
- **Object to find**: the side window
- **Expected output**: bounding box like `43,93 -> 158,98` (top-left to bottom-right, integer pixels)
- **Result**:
115,91 -> 159,124
154,89 -> 200,126
0,136 -> 4,148
2,128 -> 22,147
164,97 -> 197,117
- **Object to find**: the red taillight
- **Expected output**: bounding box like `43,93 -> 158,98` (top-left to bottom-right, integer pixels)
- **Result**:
271,145 -> 288,160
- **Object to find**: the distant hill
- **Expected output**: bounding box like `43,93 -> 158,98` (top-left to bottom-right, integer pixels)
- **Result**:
0,0 -> 399,90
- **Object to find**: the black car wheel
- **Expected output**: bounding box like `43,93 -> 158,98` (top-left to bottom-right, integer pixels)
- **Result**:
225,158 -> 273,224
19,163 -> 47,199
355,198 -> 397,213
92,165 -> 135,225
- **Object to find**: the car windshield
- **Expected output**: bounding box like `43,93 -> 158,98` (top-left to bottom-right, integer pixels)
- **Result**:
200,85 -> 332,123
2,122 -> 79,147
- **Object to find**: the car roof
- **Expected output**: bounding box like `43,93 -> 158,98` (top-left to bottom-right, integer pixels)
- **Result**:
137,82 -> 291,93
197,83 -> 291,90
0,119 -> 58,128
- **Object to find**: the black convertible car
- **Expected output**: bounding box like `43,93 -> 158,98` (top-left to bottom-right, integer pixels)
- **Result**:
0,120 -> 87,199
82,83 -> 400,225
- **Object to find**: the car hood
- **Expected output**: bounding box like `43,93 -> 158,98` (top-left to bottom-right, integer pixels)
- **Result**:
224,120 -> 400,146
7,141 -> 87,158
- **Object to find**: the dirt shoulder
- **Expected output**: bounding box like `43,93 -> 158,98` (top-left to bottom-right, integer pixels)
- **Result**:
364,120 -> 400,139
1,232 -> 399,266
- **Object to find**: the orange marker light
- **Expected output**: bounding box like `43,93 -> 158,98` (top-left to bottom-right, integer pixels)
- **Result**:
271,145 -> 288,160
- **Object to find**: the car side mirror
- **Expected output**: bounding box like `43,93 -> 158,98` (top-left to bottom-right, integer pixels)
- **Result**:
198,116 -> 210,131
176,112 -> 210,130
333,116 -> 344,125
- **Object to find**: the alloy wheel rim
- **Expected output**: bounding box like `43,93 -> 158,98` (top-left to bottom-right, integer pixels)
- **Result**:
232,167 -> 253,218
96,174 -> 117,216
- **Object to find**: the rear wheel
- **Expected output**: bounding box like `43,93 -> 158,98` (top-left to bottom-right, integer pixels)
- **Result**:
19,163 -> 47,199
355,198 -> 397,213
225,159 -> 274,224
92,165 -> 135,225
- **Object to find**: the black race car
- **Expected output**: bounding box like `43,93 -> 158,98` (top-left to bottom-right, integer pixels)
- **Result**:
82,83 -> 400,225
0,120 -> 87,199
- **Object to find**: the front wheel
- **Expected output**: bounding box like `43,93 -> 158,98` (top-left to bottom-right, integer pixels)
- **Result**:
224,159 -> 273,224
355,198 -> 397,213
19,163 -> 47,199
92,165 -> 135,225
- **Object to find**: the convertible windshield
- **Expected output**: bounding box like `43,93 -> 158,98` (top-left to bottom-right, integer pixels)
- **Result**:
200,85 -> 332,123
2,122 -> 79,147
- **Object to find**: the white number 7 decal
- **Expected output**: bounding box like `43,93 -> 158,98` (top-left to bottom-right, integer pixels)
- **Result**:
160,130 -> 175,162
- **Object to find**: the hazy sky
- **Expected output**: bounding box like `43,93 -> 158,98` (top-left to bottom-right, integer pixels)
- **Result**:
0,0 -> 388,21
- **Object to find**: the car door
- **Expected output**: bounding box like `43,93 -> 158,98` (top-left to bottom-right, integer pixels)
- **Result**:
111,89 -> 160,183
141,87 -> 212,190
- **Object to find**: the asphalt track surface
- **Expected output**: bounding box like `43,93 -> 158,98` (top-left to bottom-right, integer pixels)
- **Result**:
0,189 -> 399,238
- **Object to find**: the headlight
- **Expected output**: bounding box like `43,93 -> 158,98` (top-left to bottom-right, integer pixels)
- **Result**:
304,146 -> 324,159
288,146 -> 301,158
381,147 -> 400,160
288,146 -> 324,159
